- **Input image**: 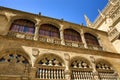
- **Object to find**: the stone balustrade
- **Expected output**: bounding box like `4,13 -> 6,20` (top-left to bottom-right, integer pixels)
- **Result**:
39,35 -> 61,45
65,40 -> 84,48
8,31 -> 103,51
87,44 -> 103,51
8,31 -> 34,40
36,66 -> 65,80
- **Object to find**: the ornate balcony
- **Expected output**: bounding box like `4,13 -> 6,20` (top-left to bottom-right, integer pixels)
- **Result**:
39,36 -> 61,45
36,65 -> 65,80
71,59 -> 94,80
8,31 -> 34,40
71,69 -> 93,80
65,40 -> 84,48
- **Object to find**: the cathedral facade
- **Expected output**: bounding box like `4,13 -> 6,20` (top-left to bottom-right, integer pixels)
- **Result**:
85,0 -> 120,53
0,0 -> 120,80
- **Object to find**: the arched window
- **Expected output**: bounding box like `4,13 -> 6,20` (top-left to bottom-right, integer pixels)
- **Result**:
96,60 -> 119,79
10,19 -> 35,34
36,54 -> 65,79
70,57 -> 94,80
0,53 -> 29,75
39,24 -> 60,38
84,33 -> 99,45
64,29 -> 82,42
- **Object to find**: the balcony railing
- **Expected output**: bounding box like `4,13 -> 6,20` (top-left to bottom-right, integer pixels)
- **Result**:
87,44 -> 103,51
8,31 -> 34,40
39,36 -> 61,45
8,31 -> 105,51
65,40 -> 84,48
36,65 -> 65,80
71,68 -> 93,80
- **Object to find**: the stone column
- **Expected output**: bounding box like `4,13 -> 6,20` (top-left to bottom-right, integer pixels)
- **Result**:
80,29 -> 88,48
90,56 -> 100,80
29,67 -> 37,79
64,53 -> 71,80
60,24 -> 65,45
34,25 -> 40,40
34,19 -> 41,41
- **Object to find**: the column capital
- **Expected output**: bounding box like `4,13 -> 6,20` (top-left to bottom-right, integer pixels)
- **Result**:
35,18 -> 41,26
80,29 -> 84,35
59,24 -> 64,31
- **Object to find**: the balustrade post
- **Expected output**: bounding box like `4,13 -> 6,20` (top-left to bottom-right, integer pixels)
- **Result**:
60,24 -> 65,45
64,53 -> 71,80
90,56 -> 100,80
80,29 -> 88,48
34,18 -> 41,41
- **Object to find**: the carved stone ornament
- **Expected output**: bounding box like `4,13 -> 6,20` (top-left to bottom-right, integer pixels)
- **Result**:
90,56 -> 95,63
32,48 -> 39,57
64,53 -> 70,61
4,12 -> 16,21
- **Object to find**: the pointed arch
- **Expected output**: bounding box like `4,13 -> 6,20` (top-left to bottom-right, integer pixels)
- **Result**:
0,48 -> 31,64
70,56 -> 94,79
35,53 -> 65,79
35,53 -> 65,66
0,48 -> 31,76
96,59 -> 119,79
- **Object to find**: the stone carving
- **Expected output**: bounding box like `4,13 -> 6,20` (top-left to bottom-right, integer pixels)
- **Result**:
64,53 -> 70,61
32,48 -> 39,57
38,54 -> 63,66
90,56 -> 95,63
4,12 -> 16,22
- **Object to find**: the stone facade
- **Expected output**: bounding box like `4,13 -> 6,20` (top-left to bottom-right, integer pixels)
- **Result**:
88,0 -> 120,53
0,4 -> 120,80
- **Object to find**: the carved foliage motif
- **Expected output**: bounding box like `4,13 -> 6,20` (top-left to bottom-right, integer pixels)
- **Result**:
71,58 -> 91,69
38,54 -> 64,66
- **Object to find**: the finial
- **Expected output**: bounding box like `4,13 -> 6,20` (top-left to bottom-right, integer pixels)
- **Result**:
38,12 -> 41,15
84,14 -> 92,27
98,9 -> 105,19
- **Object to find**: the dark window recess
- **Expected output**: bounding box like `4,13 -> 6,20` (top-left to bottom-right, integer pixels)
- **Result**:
10,19 -> 35,34
39,24 -> 60,38
64,29 -> 82,42
84,33 -> 99,45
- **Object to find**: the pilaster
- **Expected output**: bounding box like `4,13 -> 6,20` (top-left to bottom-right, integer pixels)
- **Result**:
64,53 -> 71,80
90,56 -> 100,80
80,29 -> 88,48
34,19 -> 41,41
60,24 -> 65,45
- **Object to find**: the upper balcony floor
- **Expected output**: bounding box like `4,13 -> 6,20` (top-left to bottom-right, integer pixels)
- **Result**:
0,6 -> 117,53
